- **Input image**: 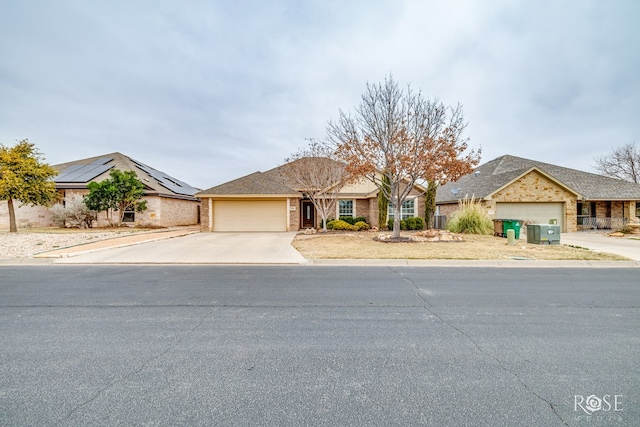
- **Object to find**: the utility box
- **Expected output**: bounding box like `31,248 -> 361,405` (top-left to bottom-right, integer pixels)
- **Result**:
527,224 -> 561,245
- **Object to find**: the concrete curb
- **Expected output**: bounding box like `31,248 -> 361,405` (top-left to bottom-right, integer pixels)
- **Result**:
1,258 -> 639,268
306,259 -> 640,268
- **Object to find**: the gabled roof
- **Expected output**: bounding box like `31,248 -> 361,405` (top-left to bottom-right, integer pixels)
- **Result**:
262,157 -> 348,192
436,154 -> 640,203
196,171 -> 300,197
197,157 -> 429,199
197,157 -> 350,198
54,152 -> 199,200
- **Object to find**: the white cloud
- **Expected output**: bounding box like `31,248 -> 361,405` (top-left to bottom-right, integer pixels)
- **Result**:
1,0 -> 638,187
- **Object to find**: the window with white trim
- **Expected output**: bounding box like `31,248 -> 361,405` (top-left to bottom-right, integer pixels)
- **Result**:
388,198 -> 415,220
338,199 -> 354,217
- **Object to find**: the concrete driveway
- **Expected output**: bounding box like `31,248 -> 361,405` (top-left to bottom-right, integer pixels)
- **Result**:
561,232 -> 640,261
55,232 -> 307,264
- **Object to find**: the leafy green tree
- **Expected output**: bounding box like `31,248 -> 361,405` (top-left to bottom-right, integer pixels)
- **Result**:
84,169 -> 147,226
0,140 -> 57,232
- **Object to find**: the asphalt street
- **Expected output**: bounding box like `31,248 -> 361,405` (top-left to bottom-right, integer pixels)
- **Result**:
1,266 -> 638,426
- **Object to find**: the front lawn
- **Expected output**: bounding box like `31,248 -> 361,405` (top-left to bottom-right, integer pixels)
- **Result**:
292,231 -> 628,261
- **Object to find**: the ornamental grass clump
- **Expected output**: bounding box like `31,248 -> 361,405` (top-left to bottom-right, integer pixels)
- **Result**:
446,197 -> 493,235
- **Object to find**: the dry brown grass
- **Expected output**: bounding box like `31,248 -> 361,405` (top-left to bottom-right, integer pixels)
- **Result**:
292,231 -> 628,261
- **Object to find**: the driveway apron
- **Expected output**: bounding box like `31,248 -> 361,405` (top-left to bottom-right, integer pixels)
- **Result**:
561,232 -> 640,261
54,232 -> 307,264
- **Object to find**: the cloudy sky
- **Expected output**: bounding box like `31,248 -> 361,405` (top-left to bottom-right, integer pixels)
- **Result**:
1,0 -> 638,189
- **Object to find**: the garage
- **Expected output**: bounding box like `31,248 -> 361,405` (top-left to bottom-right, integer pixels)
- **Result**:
495,202 -> 565,231
213,199 -> 287,232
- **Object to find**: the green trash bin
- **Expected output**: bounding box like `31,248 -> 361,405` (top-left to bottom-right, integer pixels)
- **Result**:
502,219 -> 521,239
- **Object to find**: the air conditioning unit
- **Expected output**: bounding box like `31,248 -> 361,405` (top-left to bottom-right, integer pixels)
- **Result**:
527,224 -> 561,245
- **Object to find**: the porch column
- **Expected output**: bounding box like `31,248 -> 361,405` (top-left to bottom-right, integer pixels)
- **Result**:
208,198 -> 213,231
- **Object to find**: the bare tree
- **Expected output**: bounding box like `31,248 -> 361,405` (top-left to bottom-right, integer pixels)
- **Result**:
283,140 -> 351,232
594,142 -> 640,183
326,75 -> 480,238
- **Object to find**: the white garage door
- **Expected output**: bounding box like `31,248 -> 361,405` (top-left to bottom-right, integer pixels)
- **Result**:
213,200 -> 287,231
496,202 -> 565,231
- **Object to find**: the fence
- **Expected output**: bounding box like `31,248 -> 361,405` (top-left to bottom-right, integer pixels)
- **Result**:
433,215 -> 447,230
578,216 -> 628,231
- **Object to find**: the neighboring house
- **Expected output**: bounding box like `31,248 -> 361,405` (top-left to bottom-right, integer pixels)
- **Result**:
1,152 -> 201,229
196,159 -> 426,232
436,155 -> 640,232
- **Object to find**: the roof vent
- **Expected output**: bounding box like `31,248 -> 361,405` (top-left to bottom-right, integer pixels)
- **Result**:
474,171 -> 481,177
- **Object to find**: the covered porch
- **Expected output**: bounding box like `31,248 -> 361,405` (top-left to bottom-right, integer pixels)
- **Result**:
577,200 -> 639,231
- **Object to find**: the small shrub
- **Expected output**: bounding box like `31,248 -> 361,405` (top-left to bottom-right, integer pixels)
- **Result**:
446,197 -> 493,234
387,216 -> 424,230
353,221 -> 370,231
414,217 -> 424,230
339,216 -> 354,225
339,216 -> 367,225
49,203 -> 67,228
329,219 -> 358,231
388,218 -> 407,230
49,194 -> 96,228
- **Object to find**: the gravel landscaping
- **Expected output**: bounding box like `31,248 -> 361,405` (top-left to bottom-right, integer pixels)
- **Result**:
0,230 -> 143,259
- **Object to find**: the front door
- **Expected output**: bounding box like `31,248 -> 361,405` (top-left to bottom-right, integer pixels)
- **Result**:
301,200 -> 315,228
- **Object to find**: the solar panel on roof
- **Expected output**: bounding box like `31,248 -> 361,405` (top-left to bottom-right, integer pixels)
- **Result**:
90,157 -> 113,166
55,164 -> 84,181
131,159 -> 197,196
74,164 -> 113,182
55,158 -> 114,182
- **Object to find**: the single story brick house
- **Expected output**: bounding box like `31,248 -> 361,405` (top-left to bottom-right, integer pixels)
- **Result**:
1,152 -> 201,229
196,159 -> 426,232
436,155 -> 640,232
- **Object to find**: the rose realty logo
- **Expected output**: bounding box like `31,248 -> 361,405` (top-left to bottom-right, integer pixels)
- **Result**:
574,394 -> 623,415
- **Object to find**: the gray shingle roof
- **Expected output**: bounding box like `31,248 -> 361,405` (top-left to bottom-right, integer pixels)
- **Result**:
262,157 -> 348,191
197,157 -> 348,197
437,155 -> 640,203
196,171 -> 299,196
